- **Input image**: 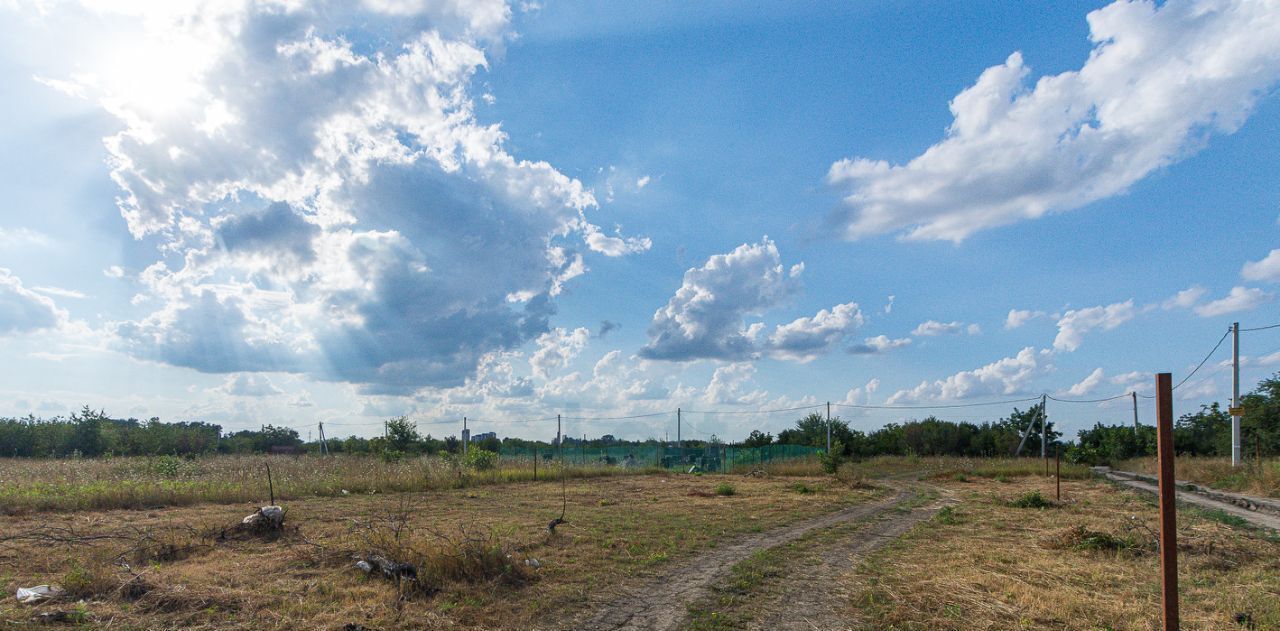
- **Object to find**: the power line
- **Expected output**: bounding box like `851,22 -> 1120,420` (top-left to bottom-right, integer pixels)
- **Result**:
1172,328 -> 1231,390
560,410 -> 671,421
1046,392 -> 1133,404
1240,323 -> 1280,332
833,396 -> 1041,411
682,404 -> 823,415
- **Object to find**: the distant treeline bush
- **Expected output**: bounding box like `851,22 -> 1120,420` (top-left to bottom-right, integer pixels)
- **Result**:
8,372 -> 1279,461
755,404 -> 1061,461
1068,374 -> 1280,465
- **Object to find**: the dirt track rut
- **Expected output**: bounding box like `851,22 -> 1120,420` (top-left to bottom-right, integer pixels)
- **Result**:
577,484 -> 934,631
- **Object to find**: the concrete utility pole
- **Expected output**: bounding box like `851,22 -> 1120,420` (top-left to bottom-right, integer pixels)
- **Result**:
462,417 -> 469,456
677,407 -> 683,464
1040,394 -> 1048,460
1232,322 -> 1242,467
1132,391 -> 1140,435
826,402 -> 832,455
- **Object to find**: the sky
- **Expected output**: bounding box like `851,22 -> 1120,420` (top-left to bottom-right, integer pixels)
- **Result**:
1,0 -> 1280,444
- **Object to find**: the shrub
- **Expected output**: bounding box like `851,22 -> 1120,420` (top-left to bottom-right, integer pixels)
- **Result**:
791,482 -> 815,495
1010,490 -> 1053,509
715,483 -> 736,496
463,448 -> 497,471
819,440 -> 845,474
935,505 -> 958,524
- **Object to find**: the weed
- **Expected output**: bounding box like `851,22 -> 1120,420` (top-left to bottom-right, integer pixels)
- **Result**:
791,482 -> 815,495
715,483 -> 736,496
1199,508 -> 1250,529
1009,490 -> 1053,509
935,505 -> 958,524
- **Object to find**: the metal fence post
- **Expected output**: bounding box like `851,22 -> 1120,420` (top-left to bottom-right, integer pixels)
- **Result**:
1155,372 -> 1179,631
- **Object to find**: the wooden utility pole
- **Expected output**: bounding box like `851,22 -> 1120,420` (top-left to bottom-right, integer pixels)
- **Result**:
1155,372 -> 1179,631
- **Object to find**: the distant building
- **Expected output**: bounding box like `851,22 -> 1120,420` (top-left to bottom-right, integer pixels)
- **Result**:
470,431 -> 497,443
601,434 -> 616,444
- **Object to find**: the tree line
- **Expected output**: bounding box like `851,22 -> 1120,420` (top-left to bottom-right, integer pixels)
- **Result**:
6,372 -> 1279,461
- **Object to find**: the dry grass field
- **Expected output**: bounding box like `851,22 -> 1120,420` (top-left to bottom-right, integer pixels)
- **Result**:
1,457 -> 1277,630
843,475 -> 1280,630
0,469 -> 877,629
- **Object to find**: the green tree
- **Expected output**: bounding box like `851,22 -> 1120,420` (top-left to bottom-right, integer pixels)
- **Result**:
385,416 -> 421,453
743,430 -> 773,448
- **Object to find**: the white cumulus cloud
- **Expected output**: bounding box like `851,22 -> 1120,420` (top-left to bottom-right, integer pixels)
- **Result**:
1242,250 -> 1280,283
1194,286 -> 1274,317
0,268 -> 64,335
18,1 -> 649,395
1053,300 -> 1136,352
640,238 -> 861,362
827,0 -> 1280,242
886,347 -> 1045,404
1005,309 -> 1046,330
1065,367 -> 1105,397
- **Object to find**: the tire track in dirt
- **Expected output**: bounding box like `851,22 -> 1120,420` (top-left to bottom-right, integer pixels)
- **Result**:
746,492 -> 954,631
576,484 -> 925,631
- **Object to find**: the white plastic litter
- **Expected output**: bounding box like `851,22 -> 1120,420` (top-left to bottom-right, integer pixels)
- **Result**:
242,505 -> 285,527
523,558 -> 542,569
15,585 -> 62,604
355,560 -> 373,573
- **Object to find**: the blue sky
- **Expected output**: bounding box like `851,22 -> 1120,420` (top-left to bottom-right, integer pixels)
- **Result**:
1,0 -> 1279,443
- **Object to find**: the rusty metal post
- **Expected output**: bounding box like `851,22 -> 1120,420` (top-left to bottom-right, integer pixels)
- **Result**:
1055,445 -> 1061,501
1155,372 -> 1179,631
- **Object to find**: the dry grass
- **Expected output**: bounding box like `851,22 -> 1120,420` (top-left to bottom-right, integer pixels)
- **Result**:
0,454 -> 657,514
844,476 -> 1280,630
0,472 -> 880,629
1115,456 -> 1280,498
840,455 -> 1092,482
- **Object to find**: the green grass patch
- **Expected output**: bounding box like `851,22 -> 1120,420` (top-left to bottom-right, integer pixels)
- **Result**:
1009,490 -> 1054,509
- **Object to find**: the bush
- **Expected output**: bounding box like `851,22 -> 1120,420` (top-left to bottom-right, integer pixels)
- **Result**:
463,448 -> 497,471
935,505 -> 958,524
819,440 -> 845,474
715,483 -> 736,496
1010,490 -> 1054,509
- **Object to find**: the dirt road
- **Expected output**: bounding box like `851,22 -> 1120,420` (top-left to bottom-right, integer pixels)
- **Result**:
1101,471 -> 1280,531
577,483 -> 943,631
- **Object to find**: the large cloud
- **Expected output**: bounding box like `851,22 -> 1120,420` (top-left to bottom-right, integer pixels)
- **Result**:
828,0 -> 1280,242
639,238 -> 863,362
22,1 -> 648,394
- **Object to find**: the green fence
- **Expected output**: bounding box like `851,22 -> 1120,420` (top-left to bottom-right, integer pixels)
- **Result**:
499,443 -> 822,472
